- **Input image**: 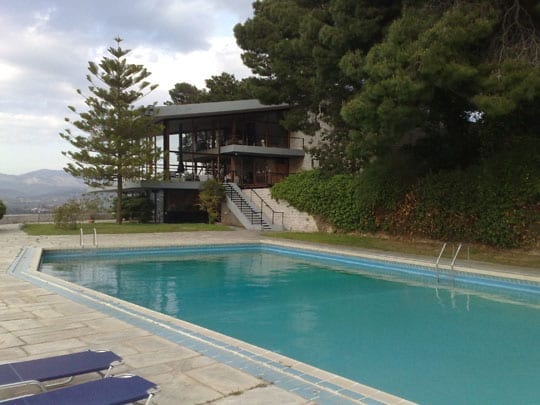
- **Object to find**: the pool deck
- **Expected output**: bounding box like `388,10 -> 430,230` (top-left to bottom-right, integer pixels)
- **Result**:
1,224 -> 538,404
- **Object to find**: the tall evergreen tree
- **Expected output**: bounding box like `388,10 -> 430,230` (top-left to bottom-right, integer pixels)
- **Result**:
341,0 -> 540,168
203,72 -> 253,102
60,37 -> 162,224
234,0 -> 401,173
236,0 -> 539,172
167,73 -> 255,105
167,82 -> 204,104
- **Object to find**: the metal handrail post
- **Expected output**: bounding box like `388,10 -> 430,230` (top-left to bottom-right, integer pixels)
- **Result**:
250,188 -> 284,226
435,243 -> 447,270
451,243 -> 462,271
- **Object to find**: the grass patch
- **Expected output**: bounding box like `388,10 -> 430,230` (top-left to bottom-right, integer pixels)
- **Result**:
23,222 -> 231,236
264,232 -> 540,269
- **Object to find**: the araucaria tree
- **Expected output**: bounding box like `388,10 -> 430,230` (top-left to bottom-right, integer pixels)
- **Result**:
61,38 -> 162,224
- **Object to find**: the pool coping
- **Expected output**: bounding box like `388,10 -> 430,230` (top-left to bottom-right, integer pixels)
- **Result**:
10,244 -> 415,405
262,239 -> 540,283
260,241 -> 540,300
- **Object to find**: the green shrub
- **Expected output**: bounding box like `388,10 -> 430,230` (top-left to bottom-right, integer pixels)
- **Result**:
388,138 -> 539,247
354,153 -> 420,231
80,196 -> 103,221
0,200 -> 5,220
119,195 -> 155,223
198,179 -> 225,224
392,169 -> 479,241
272,171 -> 371,231
271,171 -> 353,228
272,153 -> 420,232
271,170 -> 327,214
271,139 -> 538,248
472,140 -> 539,247
54,199 -> 84,229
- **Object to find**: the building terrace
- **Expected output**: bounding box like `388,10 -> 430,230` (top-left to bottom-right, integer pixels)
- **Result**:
119,99 -> 315,224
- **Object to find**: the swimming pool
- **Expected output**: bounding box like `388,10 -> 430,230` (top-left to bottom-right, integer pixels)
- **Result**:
40,244 -> 540,404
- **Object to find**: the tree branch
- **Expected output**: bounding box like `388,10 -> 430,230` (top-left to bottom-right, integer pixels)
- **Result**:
493,0 -> 540,65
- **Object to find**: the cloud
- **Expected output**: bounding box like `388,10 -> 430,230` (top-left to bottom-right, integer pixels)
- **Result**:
0,111 -> 70,174
132,35 -> 252,99
3,0 -> 253,52
0,0 -> 254,174
0,112 -> 64,143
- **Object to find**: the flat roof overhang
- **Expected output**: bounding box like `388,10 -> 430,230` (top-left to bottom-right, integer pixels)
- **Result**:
219,145 -> 305,158
139,180 -> 202,190
88,181 -> 203,193
152,99 -> 289,122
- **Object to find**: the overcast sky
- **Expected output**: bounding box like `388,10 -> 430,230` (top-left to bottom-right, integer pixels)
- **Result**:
0,0 -> 254,175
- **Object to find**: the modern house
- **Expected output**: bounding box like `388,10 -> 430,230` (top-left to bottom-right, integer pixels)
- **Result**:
123,99 -> 317,228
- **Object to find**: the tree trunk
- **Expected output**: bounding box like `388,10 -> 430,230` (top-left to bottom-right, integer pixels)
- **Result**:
116,174 -> 123,224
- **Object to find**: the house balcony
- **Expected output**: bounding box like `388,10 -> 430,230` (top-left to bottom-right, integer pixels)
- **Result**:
181,135 -> 305,162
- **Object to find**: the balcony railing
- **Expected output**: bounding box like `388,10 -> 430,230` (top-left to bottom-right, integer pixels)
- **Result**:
180,135 -> 304,153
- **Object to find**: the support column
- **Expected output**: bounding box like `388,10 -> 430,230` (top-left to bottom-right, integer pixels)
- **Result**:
177,124 -> 184,173
163,121 -> 170,180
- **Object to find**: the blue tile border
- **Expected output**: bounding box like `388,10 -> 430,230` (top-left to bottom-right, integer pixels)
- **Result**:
41,242 -> 540,305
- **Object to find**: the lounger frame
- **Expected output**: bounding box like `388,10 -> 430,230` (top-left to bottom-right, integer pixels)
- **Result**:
1,374 -> 159,405
0,349 -> 122,399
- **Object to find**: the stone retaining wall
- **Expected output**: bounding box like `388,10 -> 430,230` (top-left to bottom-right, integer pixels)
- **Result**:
246,188 -> 318,232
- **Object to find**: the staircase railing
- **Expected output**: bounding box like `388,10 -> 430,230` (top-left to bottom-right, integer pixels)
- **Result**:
224,183 -> 267,229
249,189 -> 284,227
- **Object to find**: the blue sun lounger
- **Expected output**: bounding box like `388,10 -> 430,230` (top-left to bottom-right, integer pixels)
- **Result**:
0,374 -> 159,405
0,350 -> 122,393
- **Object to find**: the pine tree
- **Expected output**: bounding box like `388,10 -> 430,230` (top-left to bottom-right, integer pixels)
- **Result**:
60,37 -> 162,224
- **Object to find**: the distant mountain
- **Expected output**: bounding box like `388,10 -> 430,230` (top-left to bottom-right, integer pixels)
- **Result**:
0,170 -> 88,213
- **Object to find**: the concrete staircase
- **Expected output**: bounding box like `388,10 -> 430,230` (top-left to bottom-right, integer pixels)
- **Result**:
223,183 -> 274,231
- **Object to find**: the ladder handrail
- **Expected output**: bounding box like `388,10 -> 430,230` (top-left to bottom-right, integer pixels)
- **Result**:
451,243 -> 462,271
80,227 -> 99,248
435,242 -> 447,270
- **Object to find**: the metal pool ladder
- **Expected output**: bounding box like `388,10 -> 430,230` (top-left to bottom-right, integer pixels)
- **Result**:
80,228 -> 98,248
435,242 -> 462,283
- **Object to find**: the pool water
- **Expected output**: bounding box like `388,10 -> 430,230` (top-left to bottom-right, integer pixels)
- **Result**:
40,247 -> 540,404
